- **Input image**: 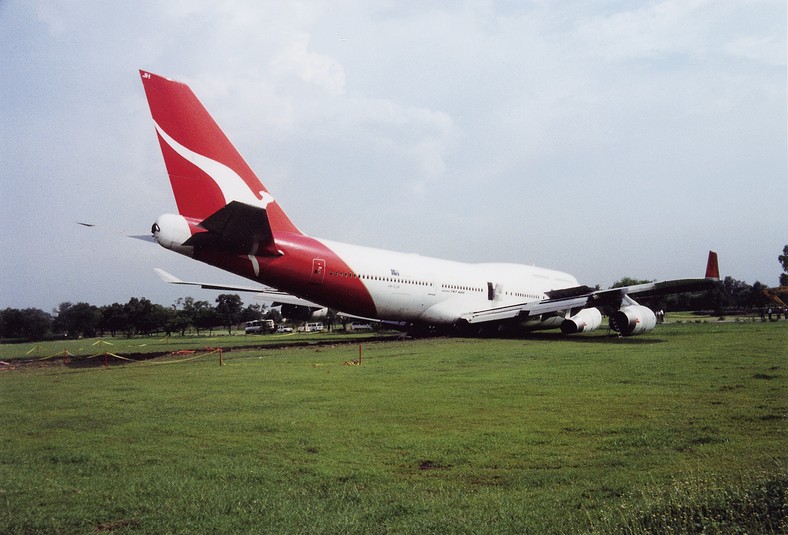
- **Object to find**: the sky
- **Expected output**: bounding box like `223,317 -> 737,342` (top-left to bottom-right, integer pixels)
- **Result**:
1,0 -> 785,312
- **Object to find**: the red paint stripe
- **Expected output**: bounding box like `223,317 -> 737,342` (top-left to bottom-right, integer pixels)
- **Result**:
195,233 -> 377,318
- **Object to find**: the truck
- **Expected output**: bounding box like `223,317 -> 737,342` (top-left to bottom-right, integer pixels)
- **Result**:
244,319 -> 275,334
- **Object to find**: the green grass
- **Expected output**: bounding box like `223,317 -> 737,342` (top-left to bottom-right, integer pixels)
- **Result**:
0,322 -> 785,533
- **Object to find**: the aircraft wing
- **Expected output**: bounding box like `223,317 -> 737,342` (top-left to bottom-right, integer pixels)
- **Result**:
460,277 -> 718,324
461,251 -> 721,325
153,268 -> 321,308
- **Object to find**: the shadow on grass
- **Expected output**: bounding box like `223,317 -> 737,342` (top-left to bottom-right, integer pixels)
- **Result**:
457,331 -> 667,345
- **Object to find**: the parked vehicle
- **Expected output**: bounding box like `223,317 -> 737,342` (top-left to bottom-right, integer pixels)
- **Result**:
245,319 -> 274,334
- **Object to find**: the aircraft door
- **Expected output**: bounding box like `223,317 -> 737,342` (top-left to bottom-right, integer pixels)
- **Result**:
310,258 -> 326,285
428,273 -> 437,296
487,282 -> 503,301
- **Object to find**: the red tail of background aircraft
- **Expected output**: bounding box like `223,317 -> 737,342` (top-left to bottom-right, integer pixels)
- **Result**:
140,70 -> 720,336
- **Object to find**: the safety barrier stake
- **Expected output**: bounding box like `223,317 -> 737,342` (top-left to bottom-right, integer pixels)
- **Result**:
219,348 -> 223,367
62,349 -> 68,365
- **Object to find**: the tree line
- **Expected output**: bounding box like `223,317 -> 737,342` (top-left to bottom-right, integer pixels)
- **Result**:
0,294 -> 281,341
610,276 -> 781,315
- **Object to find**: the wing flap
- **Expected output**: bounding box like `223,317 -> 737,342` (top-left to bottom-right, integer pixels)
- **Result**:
460,295 -> 591,324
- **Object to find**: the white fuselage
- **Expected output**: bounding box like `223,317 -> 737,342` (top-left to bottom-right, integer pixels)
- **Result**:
314,238 -> 579,325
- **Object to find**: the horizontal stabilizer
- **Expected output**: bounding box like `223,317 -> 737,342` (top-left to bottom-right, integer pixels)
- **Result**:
184,201 -> 281,256
129,234 -> 157,242
154,268 -> 269,292
153,268 -> 322,308
76,221 -> 156,242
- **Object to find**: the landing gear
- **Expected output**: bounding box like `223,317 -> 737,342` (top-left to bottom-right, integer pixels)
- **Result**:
406,323 -> 437,338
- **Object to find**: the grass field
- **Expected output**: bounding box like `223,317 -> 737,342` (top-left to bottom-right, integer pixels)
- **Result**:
1,322 -> 785,533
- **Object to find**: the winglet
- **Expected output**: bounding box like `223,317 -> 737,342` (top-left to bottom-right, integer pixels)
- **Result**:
705,251 -> 720,280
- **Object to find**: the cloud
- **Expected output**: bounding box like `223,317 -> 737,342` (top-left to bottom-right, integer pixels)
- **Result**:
271,32 -> 346,96
724,34 -> 786,66
573,0 -> 717,61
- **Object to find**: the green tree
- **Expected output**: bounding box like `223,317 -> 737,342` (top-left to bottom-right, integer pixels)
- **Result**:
779,244 -> 788,286
0,308 -> 52,340
53,302 -> 100,338
124,297 -> 160,335
192,300 -> 220,335
168,300 -> 193,336
148,304 -> 173,335
99,303 -> 128,336
748,282 -> 770,309
215,294 -> 243,334
239,303 -> 265,324
22,308 -> 53,340
173,297 -> 197,335
722,277 -> 753,310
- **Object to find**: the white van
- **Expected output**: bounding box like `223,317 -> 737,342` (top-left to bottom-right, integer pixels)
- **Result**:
245,319 -> 274,334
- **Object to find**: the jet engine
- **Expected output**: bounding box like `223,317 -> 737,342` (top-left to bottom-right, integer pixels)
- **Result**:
151,213 -> 193,254
279,304 -> 328,321
560,307 -> 602,334
609,305 -> 657,336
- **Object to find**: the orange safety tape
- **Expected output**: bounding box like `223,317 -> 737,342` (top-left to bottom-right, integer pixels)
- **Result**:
85,352 -> 129,361
40,351 -> 74,360
140,349 -> 220,365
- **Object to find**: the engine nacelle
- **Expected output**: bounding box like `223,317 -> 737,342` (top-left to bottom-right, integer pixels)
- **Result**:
560,307 -> 602,334
151,213 -> 194,255
609,305 -> 657,336
279,304 -> 328,322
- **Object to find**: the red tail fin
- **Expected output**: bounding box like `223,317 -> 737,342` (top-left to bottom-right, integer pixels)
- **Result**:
139,70 -> 300,234
705,250 -> 720,279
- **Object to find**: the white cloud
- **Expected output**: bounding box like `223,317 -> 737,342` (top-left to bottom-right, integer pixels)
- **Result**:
271,32 -> 346,96
574,0 -> 717,62
724,34 -> 786,66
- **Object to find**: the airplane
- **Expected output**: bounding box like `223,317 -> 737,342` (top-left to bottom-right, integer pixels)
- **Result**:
139,70 -> 720,337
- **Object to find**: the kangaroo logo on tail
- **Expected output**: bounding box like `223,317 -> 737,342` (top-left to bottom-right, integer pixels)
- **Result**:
153,120 -> 274,210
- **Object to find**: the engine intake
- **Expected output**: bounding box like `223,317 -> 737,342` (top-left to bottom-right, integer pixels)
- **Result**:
609,305 -> 656,336
279,304 -> 327,321
560,307 -> 602,334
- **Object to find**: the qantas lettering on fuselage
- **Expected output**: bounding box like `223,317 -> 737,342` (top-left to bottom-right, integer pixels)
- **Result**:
139,70 -> 720,336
